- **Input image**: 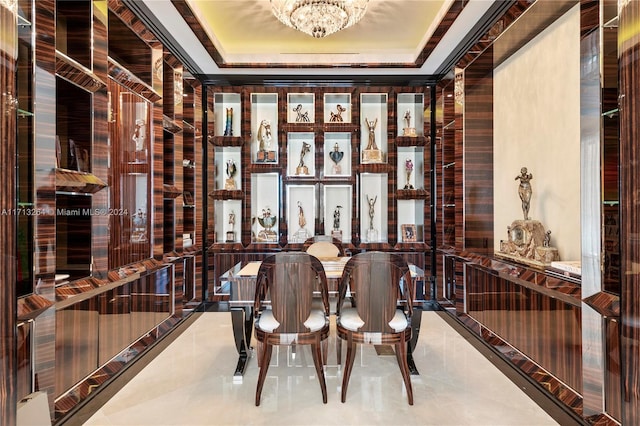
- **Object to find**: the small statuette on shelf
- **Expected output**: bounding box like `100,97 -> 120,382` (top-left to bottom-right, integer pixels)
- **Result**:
223,107 -> 233,136
329,104 -> 346,122
292,201 -> 310,242
131,208 -> 148,243
257,207 -> 277,242
402,109 -> 416,137
293,103 -> 310,123
224,159 -> 237,190
404,158 -> 415,190
496,167 -> 559,268
256,119 -> 276,163
295,142 -> 311,175
515,166 -> 533,220
132,118 -> 147,162
226,210 -> 236,242
331,205 -> 343,241
362,117 -> 384,163
365,194 -> 379,243
329,143 -> 344,174
56,135 -> 61,168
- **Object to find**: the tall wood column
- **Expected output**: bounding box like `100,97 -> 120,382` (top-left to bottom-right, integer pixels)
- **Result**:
0,2 -> 18,424
618,1 -> 640,423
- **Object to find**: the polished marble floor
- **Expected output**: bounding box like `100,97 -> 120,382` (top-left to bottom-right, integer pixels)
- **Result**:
81,311 -> 560,426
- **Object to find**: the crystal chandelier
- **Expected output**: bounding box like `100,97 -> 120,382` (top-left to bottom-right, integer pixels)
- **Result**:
271,0 -> 369,38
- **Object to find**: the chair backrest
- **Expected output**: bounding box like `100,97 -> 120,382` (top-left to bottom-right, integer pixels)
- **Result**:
303,236 -> 345,258
306,241 -> 341,259
254,252 -> 329,333
337,251 -> 413,333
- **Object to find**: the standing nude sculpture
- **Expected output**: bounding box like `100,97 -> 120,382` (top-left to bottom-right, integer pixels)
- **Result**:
515,167 -> 533,220
366,194 -> 377,231
365,118 -> 378,150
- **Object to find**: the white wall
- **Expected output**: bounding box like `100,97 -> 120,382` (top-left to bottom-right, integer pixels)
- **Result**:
493,4 -> 581,261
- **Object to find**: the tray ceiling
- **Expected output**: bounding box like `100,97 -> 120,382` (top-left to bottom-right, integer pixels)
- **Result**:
128,0 -> 507,82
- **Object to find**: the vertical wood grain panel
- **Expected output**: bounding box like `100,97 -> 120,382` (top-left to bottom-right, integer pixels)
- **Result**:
31,0 -> 57,416
618,1 -> 640,423
0,3 -> 18,423
92,0 -> 109,279
462,48 -> 494,254
465,263 -> 583,402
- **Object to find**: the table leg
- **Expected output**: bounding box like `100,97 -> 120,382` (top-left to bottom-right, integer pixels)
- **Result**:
408,307 -> 422,375
231,306 -> 253,383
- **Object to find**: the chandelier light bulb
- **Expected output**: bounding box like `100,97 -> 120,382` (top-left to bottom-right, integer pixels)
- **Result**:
271,0 -> 369,38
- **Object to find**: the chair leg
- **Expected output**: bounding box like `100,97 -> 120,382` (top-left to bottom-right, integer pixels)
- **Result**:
336,335 -> 341,366
321,338 -> 328,365
255,342 -> 273,406
311,338 -> 328,404
395,339 -> 414,405
256,340 -> 263,366
341,337 -> 357,403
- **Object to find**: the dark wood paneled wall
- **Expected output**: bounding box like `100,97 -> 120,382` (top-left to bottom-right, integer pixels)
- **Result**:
462,50 -> 493,254
618,2 -> 640,424
1,3 -> 18,424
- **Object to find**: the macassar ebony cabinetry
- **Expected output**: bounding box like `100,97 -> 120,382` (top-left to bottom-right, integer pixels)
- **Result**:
9,1 -> 203,423
206,86 -> 432,298
434,2 -> 627,424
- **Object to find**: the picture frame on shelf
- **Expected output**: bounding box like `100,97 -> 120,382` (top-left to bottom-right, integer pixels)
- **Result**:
401,224 -> 417,242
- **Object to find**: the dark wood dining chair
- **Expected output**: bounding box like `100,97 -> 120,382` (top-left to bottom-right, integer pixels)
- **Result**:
335,251 -> 414,405
253,252 -> 330,406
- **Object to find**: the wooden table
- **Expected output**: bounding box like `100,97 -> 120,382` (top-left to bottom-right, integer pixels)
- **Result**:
220,258 -> 425,382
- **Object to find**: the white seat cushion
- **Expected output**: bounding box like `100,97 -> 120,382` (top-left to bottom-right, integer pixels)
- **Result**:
256,309 -> 326,333
338,307 -> 408,333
